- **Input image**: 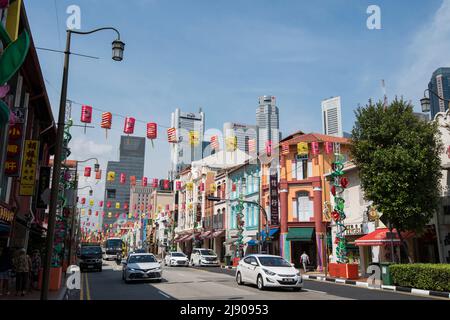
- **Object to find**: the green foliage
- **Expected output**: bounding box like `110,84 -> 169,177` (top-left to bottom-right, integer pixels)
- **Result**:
351,98 -> 442,233
390,264 -> 450,292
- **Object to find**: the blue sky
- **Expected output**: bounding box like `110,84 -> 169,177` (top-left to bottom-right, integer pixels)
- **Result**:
24,0 -> 450,206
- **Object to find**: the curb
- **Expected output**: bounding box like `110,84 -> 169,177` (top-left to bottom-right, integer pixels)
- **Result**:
302,275 -> 450,299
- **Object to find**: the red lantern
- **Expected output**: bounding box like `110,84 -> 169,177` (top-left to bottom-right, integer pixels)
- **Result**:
331,210 -> 340,221
107,201 -> 111,208
152,178 -> 158,188
123,117 -> 135,134
88,209 -> 92,216
163,180 -> 170,189
331,185 -> 336,196
123,213 -> 126,218
311,141 -> 320,156
124,203 -> 129,210
176,181 -> 181,191
210,135 -> 219,151
101,112 -> 112,129
232,184 -> 236,192
120,173 -> 126,184
115,213 -> 119,218
167,128 -> 177,143
266,140 -> 272,157
95,211 -> 99,216
199,183 -> 205,192
147,123 -> 157,139
84,166 -> 91,177
102,212 -> 105,217
95,170 -> 102,180
142,177 -> 148,187
325,141 -> 334,154
81,105 -> 92,123
81,198 -> 86,204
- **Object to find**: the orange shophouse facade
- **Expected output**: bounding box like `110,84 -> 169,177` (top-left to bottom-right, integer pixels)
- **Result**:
277,132 -> 350,271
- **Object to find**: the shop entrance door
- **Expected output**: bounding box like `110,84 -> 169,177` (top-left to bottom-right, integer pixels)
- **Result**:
291,241 -> 316,269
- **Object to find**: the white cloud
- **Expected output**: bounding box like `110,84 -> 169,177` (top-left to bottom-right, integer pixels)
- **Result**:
394,0 -> 450,108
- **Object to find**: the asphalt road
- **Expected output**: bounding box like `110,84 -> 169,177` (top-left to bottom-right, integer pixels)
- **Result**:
68,261 -> 436,300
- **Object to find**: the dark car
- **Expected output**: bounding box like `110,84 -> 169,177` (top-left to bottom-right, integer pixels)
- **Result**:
78,245 -> 103,272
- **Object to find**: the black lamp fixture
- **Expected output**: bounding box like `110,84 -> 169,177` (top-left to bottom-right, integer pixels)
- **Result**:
112,39 -> 125,61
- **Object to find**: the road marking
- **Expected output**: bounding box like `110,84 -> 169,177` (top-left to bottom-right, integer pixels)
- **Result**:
85,272 -> 91,300
158,291 -> 171,299
304,289 -> 328,295
79,273 -> 84,300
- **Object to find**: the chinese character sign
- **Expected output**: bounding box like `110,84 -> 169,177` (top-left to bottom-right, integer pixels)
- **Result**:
269,174 -> 279,225
19,140 -> 39,196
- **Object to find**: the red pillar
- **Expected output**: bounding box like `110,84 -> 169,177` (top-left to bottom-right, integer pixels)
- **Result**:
313,186 -> 324,271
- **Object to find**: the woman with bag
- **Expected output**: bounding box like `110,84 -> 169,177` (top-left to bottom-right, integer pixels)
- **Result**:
12,248 -> 29,296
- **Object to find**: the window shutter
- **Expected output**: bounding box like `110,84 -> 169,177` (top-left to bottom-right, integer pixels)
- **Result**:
292,200 -> 298,221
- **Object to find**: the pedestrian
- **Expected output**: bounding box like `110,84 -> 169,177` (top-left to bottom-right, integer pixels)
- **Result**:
300,251 -> 310,273
26,252 -> 32,293
328,253 -> 334,264
0,247 -> 12,296
30,250 -> 41,290
12,248 -> 29,296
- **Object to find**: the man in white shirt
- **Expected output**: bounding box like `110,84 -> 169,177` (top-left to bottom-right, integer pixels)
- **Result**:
300,252 -> 310,273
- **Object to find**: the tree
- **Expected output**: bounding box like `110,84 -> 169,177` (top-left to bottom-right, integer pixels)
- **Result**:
351,98 -> 442,262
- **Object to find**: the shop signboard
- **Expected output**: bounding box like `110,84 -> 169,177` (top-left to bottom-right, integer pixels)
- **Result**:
19,140 -> 39,196
0,205 -> 14,224
269,173 -> 279,226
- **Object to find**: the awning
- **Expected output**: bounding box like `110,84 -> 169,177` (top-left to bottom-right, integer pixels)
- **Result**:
209,229 -> 225,239
247,239 -> 258,246
200,230 -> 213,239
176,234 -> 191,243
286,227 -> 314,241
261,227 -> 280,240
355,228 -> 414,247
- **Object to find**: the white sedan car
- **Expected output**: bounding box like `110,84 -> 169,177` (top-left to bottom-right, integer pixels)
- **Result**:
122,253 -> 162,283
165,252 -> 189,267
235,254 -> 303,291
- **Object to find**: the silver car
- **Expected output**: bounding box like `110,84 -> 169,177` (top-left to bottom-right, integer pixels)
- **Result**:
122,253 -> 162,283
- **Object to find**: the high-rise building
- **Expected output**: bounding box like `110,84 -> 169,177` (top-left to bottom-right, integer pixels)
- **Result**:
256,95 -> 280,152
170,108 -> 205,178
321,96 -> 343,137
428,68 -> 450,119
223,122 -> 258,153
103,136 -> 145,228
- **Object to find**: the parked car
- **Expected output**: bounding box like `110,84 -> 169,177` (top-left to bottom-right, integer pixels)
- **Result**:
189,248 -> 219,267
165,252 -> 189,267
235,254 -> 303,291
122,253 -> 162,283
78,244 -> 103,272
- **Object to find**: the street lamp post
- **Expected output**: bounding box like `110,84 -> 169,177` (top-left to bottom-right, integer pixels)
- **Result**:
40,28 -> 124,300
420,88 -> 450,113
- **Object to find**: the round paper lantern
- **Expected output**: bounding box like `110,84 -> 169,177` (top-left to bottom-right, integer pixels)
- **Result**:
123,117 -> 135,134
101,112 -> 112,129
120,173 -> 126,184
210,135 -> 219,151
163,179 -> 170,189
142,177 -> 148,187
95,211 -> 99,216
99,201 -> 104,207
130,176 -> 136,186
81,105 -> 92,123
311,141 -> 320,156
199,182 -> 205,192
147,122 -> 157,139
89,199 -> 94,206
107,201 -> 111,208
88,209 -> 92,216
107,171 -> 115,182
152,178 -> 158,188
115,202 -> 120,209
124,202 -> 129,210
325,141 -> 334,154
81,197 -> 86,205
167,128 -> 177,143
84,166 -> 91,177
176,181 -> 181,191
95,170 -> 102,180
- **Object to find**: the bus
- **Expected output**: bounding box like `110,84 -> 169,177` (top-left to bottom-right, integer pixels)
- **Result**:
102,237 -> 124,261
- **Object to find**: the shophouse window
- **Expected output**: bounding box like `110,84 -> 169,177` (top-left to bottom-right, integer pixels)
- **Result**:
295,191 -> 313,222
295,155 -> 309,180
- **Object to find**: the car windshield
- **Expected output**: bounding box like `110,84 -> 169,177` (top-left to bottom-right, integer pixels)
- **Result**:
128,255 -> 157,264
171,253 -> 185,257
258,256 -> 291,267
81,246 -> 102,254
199,249 -> 215,256
105,239 -> 122,249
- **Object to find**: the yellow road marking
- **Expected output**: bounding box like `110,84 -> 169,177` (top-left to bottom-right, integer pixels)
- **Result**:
85,271 -> 91,300
79,272 -> 84,300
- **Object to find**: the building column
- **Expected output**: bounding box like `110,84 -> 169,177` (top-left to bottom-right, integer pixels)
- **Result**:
279,155 -> 289,260
313,186 -> 325,271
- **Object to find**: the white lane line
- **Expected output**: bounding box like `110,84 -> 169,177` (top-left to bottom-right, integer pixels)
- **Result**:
158,291 -> 171,299
304,289 -> 328,295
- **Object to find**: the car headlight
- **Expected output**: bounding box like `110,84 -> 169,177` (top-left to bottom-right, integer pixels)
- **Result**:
297,272 -> 302,277
263,269 -> 276,276
127,268 -> 136,271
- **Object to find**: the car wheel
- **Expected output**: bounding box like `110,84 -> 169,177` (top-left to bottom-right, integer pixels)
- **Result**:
257,275 -> 265,291
293,287 -> 301,292
236,272 -> 244,285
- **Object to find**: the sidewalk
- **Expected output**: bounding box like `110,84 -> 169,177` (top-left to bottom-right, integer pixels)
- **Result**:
0,274 -> 68,301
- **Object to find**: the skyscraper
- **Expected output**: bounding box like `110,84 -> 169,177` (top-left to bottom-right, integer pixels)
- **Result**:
103,136 -> 145,228
321,96 -> 343,137
170,108 -> 205,178
223,122 -> 258,153
256,95 -> 280,152
428,68 -> 450,119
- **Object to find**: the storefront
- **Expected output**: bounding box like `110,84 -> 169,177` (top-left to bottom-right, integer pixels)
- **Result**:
261,227 -> 280,255
286,227 -> 316,269
0,205 -> 14,249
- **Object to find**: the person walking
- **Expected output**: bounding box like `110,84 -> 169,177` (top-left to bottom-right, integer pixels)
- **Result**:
30,250 -> 41,291
0,247 -> 12,296
12,248 -> 29,296
300,251 -> 310,273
